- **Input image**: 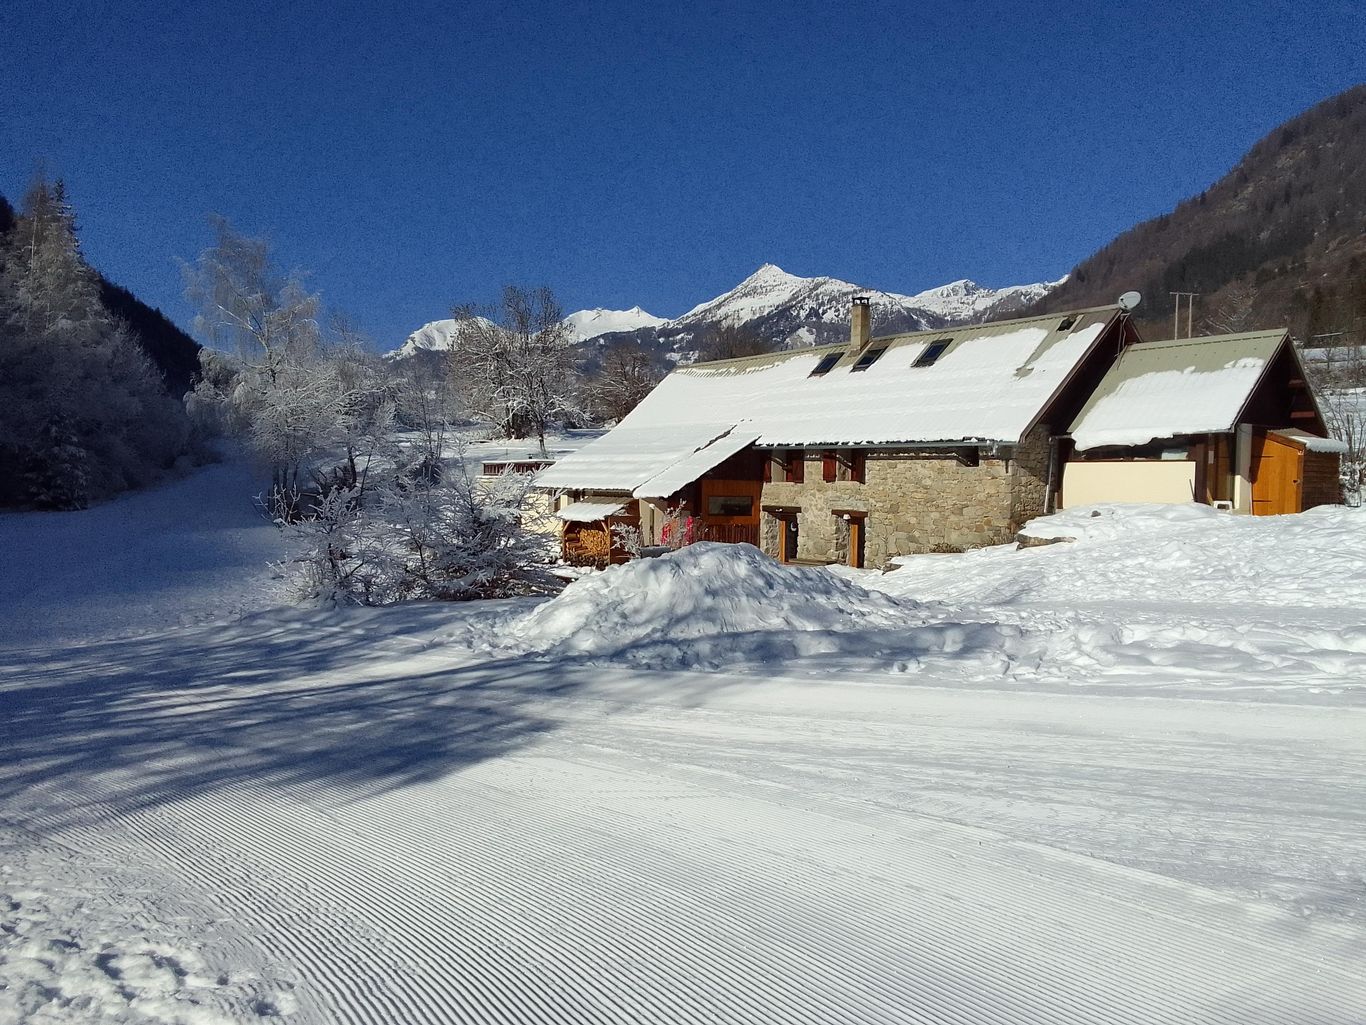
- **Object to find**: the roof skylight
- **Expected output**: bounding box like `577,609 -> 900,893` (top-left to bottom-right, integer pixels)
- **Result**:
809,351 -> 843,377
850,346 -> 888,372
913,340 -> 951,368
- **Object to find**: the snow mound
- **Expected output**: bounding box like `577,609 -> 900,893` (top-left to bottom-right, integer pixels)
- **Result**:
516,543 -> 919,665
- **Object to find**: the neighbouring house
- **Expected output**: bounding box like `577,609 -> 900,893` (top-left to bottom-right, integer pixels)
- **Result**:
536,301 -> 1343,569
478,456 -> 563,537
1063,330 -> 1345,514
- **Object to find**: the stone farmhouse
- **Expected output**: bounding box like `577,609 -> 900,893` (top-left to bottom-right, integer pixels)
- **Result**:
537,299 -> 1340,568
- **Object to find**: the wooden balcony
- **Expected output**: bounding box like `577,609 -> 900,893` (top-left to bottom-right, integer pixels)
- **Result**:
701,522 -> 759,546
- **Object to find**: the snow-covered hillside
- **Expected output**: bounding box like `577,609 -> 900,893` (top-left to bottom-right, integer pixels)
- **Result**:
386,265 -> 1061,359
4,459 -> 1364,1024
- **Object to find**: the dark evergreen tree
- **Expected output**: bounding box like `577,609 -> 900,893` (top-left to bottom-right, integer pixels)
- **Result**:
0,180 -> 191,508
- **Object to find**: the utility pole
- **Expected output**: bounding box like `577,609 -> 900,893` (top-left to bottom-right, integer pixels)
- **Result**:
1169,292 -> 1198,339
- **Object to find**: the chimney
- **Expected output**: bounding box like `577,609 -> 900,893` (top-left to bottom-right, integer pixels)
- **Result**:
850,296 -> 871,353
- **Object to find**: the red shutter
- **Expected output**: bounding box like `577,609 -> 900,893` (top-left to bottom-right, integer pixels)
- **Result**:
822,451 -> 837,482
851,451 -> 866,484
763,454 -> 772,483
790,450 -> 805,483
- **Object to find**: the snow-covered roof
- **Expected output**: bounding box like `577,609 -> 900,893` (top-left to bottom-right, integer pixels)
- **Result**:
536,422 -> 740,493
540,307 -> 1119,493
634,427 -> 763,499
1271,428 -> 1349,454
1069,330 -> 1288,451
556,500 -> 626,522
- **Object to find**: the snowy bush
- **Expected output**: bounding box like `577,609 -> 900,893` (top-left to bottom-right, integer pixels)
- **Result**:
282,455 -> 556,605
657,506 -> 700,549
611,522 -> 645,559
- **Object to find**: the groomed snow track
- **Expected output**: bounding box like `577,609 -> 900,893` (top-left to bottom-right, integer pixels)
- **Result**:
4,623 -> 1364,1025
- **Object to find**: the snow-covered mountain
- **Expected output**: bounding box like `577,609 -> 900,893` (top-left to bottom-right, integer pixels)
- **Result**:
672,263 -> 935,342
646,264 -> 1063,356
562,306 -> 666,343
906,277 -> 1064,324
386,265 -> 1061,360
386,317 -> 496,361
385,308 -> 662,359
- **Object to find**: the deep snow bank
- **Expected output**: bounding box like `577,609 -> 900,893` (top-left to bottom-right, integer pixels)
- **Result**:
515,542 -> 922,665
877,503 -> 1366,610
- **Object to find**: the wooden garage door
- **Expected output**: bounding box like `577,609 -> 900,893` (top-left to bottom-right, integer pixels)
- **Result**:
1250,431 -> 1304,516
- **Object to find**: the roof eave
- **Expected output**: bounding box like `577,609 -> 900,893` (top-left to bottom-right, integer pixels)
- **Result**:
1019,307 -> 1123,443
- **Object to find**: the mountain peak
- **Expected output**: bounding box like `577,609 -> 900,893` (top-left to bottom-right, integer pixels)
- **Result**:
913,279 -> 984,298
743,263 -> 803,284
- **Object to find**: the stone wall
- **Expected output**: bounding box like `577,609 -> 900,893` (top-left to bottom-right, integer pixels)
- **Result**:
1010,426 -> 1052,529
759,429 -> 1054,567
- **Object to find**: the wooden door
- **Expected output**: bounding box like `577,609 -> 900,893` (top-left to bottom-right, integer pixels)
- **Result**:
1250,432 -> 1304,516
847,517 -> 865,568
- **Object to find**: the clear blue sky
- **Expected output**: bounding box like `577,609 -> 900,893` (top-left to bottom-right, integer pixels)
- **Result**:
3,0 -> 1363,347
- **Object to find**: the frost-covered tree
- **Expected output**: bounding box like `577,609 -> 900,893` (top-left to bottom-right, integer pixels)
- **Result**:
183,218 -> 384,514
390,357 -> 460,486
320,324 -> 395,494
449,285 -> 581,454
582,338 -> 664,423
0,180 -> 189,508
1300,334 -> 1366,504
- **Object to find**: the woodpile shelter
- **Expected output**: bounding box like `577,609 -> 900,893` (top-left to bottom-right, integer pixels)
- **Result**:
536,301 -> 1343,569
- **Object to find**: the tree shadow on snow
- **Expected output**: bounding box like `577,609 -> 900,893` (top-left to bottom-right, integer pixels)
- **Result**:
0,605 -> 734,830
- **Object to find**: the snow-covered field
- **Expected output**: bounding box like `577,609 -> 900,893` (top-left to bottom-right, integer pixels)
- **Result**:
2,467 -> 1364,1023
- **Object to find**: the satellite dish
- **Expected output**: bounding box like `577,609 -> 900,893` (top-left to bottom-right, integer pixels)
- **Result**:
1117,290 -> 1142,312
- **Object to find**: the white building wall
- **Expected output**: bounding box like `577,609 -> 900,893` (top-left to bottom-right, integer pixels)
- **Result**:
1061,461 -> 1197,508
